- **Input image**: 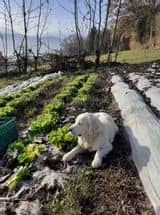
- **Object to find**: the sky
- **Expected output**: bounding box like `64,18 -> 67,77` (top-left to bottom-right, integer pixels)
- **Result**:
0,0 -> 76,38
0,0 -> 109,54
44,0 -> 75,37
0,0 -> 109,39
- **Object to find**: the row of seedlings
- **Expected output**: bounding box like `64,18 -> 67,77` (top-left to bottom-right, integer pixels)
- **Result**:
47,74 -> 99,214
49,73 -> 99,152
28,75 -> 88,136
0,77 -> 63,117
0,75 -> 60,107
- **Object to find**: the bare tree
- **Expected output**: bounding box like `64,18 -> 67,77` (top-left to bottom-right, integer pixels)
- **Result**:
86,0 -> 97,53
29,0 -> 50,71
4,1 -> 8,73
0,0 -> 8,73
74,0 -> 82,58
100,0 -> 111,50
108,0 -> 122,63
95,0 -> 102,67
73,0 -> 87,69
3,0 -> 22,73
22,0 -> 28,73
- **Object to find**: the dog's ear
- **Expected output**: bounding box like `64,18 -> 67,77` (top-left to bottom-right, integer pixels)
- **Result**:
88,115 -> 100,138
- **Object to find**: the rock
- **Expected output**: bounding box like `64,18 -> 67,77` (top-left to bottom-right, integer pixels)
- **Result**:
15,200 -> 41,215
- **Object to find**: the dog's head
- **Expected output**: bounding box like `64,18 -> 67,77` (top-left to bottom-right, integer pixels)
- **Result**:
69,113 -> 100,139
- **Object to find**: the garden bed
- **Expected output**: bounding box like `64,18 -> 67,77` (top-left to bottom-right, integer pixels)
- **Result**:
0,68 -> 155,214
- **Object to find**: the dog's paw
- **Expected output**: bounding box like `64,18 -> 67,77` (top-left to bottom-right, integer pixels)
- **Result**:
62,153 -> 72,162
91,158 -> 102,168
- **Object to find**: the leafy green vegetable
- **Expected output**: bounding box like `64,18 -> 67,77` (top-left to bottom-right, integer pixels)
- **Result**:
72,74 -> 98,106
6,140 -> 26,159
18,144 -> 47,164
49,125 -> 77,152
29,112 -> 59,136
0,78 -> 62,117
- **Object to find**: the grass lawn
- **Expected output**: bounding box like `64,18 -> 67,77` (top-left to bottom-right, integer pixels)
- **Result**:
87,49 -> 160,64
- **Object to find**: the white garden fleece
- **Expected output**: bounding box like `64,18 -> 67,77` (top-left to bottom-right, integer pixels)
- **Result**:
128,73 -> 160,112
111,75 -> 160,215
0,71 -> 61,97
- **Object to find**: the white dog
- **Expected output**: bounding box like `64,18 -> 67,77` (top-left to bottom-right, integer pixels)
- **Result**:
63,112 -> 118,168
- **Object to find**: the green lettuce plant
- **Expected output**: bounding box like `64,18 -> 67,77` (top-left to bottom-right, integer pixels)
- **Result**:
49,125 -> 77,152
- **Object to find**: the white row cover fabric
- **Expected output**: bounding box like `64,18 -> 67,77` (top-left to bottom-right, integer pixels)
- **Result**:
111,75 -> 160,214
128,73 -> 160,111
0,71 -> 62,97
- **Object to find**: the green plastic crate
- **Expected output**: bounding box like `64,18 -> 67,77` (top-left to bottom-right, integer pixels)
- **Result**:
0,117 -> 18,154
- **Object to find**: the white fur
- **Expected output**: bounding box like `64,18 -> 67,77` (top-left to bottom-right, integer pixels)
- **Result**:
63,112 -> 118,168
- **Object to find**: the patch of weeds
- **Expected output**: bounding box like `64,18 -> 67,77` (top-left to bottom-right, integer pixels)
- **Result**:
51,166 -> 95,215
